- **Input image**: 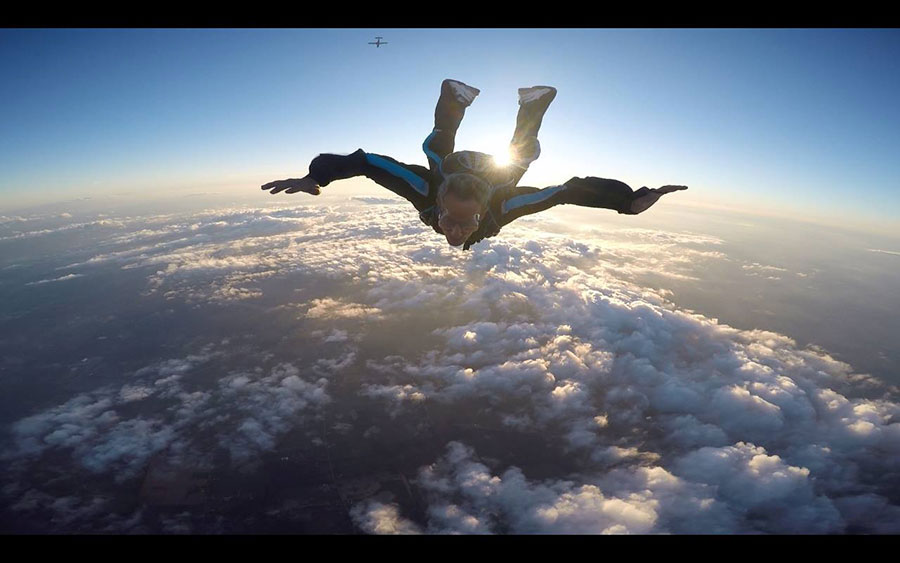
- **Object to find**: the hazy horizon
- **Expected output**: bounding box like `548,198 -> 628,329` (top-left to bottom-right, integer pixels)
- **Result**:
4,186 -> 899,386
2,29 -> 900,233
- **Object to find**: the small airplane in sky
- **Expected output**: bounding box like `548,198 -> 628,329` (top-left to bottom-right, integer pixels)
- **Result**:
368,36 -> 388,48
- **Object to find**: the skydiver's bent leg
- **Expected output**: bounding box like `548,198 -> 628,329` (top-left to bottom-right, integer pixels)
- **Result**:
308,149 -> 434,210
423,79 -> 480,175
507,86 -> 557,171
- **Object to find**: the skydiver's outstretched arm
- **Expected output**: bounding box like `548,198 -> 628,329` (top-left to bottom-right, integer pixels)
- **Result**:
262,149 -> 436,211
496,177 -> 688,227
422,79 -> 481,176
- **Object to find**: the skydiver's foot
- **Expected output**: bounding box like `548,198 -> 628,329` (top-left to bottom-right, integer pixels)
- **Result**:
511,86 -> 557,147
443,79 -> 480,107
518,85 -> 557,110
629,185 -> 688,214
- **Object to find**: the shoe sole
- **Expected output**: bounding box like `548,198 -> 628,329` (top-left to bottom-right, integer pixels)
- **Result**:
518,86 -> 557,105
445,79 -> 480,105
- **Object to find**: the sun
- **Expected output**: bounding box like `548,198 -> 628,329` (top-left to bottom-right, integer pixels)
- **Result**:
491,146 -> 513,167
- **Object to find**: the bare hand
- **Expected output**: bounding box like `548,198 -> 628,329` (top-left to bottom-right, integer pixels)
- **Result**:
261,175 -> 321,195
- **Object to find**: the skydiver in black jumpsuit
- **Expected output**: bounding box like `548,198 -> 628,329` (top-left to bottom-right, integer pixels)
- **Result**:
262,79 -> 687,250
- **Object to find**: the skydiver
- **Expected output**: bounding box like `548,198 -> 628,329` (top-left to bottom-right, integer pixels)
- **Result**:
261,79 -> 687,250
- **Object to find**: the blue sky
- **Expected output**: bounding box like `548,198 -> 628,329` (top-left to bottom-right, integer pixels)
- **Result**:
1,28 -> 899,233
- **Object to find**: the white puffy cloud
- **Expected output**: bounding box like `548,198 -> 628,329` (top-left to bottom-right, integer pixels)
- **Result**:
349,196 -> 401,205
305,298 -> 383,320
360,383 -> 427,417
350,500 -> 422,534
6,489 -> 133,532
2,346 -> 333,483
0,218 -> 128,241
405,442 -> 671,534
3,197 -> 898,534
213,202 -> 894,534
673,442 -> 843,533
4,389 -> 173,483
353,439 -> 846,534
25,273 -> 84,286
215,362 -> 331,461
867,248 -> 900,257
741,262 -> 789,279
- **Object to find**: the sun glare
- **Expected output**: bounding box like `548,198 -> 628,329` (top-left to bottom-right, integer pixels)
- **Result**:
492,147 -> 513,167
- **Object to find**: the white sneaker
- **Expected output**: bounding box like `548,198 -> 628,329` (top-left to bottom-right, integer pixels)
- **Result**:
444,79 -> 480,106
518,86 -> 557,106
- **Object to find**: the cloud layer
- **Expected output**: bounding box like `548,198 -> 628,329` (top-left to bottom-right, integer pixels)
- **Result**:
2,198 -> 898,533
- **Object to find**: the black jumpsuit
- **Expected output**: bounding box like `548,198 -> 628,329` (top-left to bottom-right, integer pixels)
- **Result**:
306,80 -> 648,250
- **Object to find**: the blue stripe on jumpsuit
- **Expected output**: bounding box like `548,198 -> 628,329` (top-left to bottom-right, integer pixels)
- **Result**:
501,185 -> 566,215
422,130 -> 443,175
364,153 -> 429,196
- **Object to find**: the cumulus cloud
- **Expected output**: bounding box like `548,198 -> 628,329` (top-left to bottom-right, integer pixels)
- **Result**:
401,441 -> 671,534
867,248 -> 900,257
25,273 -> 84,286
215,362 -> 331,461
0,218 -> 127,241
349,196 -> 401,205
350,500 -> 422,534
351,437 -> 877,534
3,197 -> 898,534
305,298 -> 383,320
0,215 -> 30,223
2,344 -> 334,487
741,262 -> 788,280
210,202 -> 895,534
5,391 -> 172,481
360,383 -> 427,417
673,442 -> 843,533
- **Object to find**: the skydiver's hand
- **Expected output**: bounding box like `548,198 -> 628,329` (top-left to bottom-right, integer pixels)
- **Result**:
261,175 -> 321,195
629,185 -> 688,214
654,185 -> 688,195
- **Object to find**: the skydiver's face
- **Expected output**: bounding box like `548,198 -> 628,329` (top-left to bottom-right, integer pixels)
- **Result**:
438,193 -> 482,247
